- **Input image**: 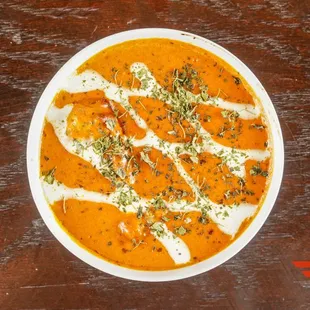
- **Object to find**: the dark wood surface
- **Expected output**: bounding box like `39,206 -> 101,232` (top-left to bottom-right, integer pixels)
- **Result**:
1,1 -> 309,309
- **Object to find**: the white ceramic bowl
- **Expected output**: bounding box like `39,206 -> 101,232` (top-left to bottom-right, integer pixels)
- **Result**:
27,28 -> 284,282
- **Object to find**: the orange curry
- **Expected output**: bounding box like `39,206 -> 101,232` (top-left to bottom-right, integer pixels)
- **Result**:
40,39 -> 271,270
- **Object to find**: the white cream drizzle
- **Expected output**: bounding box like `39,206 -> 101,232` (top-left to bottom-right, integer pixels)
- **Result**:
42,174 -> 257,238
42,178 -> 193,262
42,177 -> 134,213
62,64 -> 269,178
46,104 -> 258,234
42,105 -> 256,236
43,62 -> 271,264
150,222 -> 191,264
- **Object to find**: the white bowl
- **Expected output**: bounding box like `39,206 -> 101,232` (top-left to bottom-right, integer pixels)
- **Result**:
27,28 -> 284,282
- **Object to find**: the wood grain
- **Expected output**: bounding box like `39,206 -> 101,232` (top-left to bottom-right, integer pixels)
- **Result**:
0,0 -> 309,309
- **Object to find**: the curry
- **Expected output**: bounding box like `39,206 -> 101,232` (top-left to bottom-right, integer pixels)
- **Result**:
40,39 -> 271,270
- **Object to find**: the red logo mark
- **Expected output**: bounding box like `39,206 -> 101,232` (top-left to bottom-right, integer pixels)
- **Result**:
293,261 -> 310,278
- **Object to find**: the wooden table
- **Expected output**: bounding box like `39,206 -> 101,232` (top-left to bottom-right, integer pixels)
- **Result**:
1,1 -> 309,309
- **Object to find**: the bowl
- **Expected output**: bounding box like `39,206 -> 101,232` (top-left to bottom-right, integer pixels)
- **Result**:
27,28 -> 284,282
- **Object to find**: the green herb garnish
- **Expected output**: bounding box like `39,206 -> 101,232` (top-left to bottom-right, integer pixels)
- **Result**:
250,164 -> 268,177
43,168 -> 56,184
150,222 -> 165,237
175,226 -> 187,236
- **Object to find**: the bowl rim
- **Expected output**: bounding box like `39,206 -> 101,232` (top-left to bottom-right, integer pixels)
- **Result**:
27,28 -> 284,282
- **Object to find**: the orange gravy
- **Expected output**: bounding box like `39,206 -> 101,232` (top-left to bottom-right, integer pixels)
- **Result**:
40,39 -> 271,270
